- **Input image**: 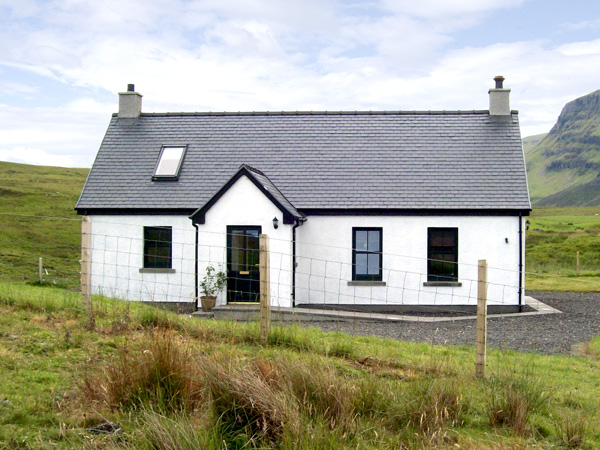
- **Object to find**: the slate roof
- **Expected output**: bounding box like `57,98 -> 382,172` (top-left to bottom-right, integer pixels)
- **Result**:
76,110 -> 531,213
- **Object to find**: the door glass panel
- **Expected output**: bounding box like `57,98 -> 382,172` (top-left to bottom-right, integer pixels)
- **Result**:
231,231 -> 244,272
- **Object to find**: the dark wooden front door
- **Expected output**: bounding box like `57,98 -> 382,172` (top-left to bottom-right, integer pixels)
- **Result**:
226,226 -> 261,303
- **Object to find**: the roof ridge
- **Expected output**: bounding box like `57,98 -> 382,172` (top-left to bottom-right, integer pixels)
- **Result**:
111,110 -> 519,117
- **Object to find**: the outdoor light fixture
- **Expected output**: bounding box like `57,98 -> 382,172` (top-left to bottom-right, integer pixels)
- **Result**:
272,217 -> 279,229
526,220 -> 530,231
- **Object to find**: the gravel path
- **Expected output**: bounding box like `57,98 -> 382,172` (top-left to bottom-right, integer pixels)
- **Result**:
307,291 -> 600,355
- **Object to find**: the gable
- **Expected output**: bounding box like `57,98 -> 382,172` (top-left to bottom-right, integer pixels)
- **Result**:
190,165 -> 305,225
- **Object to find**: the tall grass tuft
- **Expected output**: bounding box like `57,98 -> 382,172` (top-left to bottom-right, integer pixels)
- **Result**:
403,378 -> 468,437
556,414 -> 587,449
203,355 -> 299,446
486,374 -> 549,436
282,356 -> 356,431
137,409 -> 217,449
80,330 -> 206,414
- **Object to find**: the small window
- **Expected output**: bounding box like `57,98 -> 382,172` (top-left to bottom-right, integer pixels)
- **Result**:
153,146 -> 186,180
352,227 -> 382,281
144,226 -> 172,268
427,228 -> 458,282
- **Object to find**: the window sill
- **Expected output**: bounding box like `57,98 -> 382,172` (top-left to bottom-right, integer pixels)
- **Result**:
423,281 -> 462,287
139,268 -> 176,274
347,281 -> 386,287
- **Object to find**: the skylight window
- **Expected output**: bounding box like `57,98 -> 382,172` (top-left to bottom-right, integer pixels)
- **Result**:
153,146 -> 186,180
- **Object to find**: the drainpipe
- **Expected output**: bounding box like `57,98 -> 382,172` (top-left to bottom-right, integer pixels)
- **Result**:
292,221 -> 299,307
193,221 -> 199,310
291,218 -> 305,307
518,213 -> 523,312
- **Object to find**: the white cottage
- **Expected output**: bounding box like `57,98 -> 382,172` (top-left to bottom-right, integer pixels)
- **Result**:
76,77 -> 531,312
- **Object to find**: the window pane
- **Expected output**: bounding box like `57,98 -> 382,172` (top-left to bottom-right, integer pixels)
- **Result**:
155,147 -> 185,176
356,253 -> 368,275
144,226 -> 172,268
355,231 -> 368,251
367,230 -> 380,252
367,253 -> 380,275
442,229 -> 456,246
430,231 -> 444,247
428,228 -> 458,281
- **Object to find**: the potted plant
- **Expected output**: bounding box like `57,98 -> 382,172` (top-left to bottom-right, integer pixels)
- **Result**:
199,264 -> 227,311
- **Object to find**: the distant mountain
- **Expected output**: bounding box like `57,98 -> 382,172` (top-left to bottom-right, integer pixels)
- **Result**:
522,133 -> 547,155
525,90 -> 600,206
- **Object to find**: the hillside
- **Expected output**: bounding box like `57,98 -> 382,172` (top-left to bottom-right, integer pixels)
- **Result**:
522,133 -> 547,154
0,161 -> 88,285
526,90 -> 600,206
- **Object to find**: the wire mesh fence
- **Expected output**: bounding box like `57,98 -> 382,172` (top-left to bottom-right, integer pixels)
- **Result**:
1,212 -> 599,357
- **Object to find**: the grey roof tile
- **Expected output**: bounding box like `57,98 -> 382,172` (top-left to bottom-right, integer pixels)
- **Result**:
76,111 -> 531,211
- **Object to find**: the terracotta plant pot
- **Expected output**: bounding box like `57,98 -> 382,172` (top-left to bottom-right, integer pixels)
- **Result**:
200,295 -> 217,311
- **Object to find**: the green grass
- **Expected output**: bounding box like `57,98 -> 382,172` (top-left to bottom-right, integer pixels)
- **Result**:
526,207 -> 600,291
0,283 -> 599,449
0,161 -> 88,287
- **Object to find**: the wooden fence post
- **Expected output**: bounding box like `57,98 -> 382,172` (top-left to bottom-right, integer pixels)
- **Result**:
576,251 -> 580,276
38,257 -> 43,284
80,216 -> 92,309
476,260 -> 488,379
259,234 -> 271,344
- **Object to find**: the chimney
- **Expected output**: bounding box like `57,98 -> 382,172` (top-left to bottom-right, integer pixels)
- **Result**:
488,75 -> 511,116
118,83 -> 142,119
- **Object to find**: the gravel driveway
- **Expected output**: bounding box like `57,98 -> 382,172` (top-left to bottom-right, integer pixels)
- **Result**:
307,291 -> 600,355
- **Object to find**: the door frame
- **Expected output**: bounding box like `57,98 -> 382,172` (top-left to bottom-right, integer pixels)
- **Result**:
226,225 -> 262,304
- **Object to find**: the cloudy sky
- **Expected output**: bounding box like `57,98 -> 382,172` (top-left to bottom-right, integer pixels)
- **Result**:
1,0 -> 599,168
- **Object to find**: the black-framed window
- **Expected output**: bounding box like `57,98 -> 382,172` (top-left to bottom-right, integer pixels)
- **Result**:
143,226 -> 172,269
427,228 -> 458,282
352,227 -> 382,281
152,146 -> 186,180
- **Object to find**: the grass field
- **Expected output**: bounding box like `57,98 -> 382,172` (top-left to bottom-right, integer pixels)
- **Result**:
1,283 -> 599,449
0,161 -> 88,287
526,207 -> 600,291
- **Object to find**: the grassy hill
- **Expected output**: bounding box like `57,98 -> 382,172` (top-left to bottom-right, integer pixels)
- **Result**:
522,133 -> 547,154
1,283 -> 598,448
526,90 -> 600,206
0,161 -> 88,286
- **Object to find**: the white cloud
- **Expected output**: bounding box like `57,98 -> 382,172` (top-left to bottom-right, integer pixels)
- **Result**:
0,147 -> 78,167
1,0 -> 600,168
557,39 -> 600,56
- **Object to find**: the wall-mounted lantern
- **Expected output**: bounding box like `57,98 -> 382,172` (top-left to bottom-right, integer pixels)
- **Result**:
272,217 -> 279,229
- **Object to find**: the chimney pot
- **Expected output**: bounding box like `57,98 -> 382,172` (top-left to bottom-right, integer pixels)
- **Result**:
494,76 -> 505,89
127,83 -> 135,92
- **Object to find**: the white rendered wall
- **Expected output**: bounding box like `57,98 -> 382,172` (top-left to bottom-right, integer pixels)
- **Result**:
89,215 -> 196,303
295,215 -> 524,307
198,175 -> 294,308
